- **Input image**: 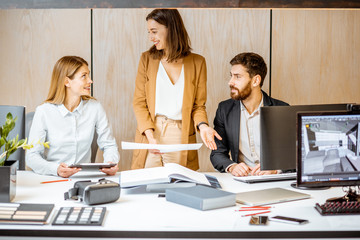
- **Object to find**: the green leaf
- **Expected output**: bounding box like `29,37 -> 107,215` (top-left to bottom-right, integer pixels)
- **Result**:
0,137 -> 5,149
1,112 -> 46,163
23,144 -> 33,150
8,121 -> 15,133
2,125 -> 9,138
0,157 -> 5,166
44,142 -> 50,149
6,112 -> 13,121
18,139 -> 25,146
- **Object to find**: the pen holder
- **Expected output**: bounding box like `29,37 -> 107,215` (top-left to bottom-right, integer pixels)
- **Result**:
64,178 -> 120,205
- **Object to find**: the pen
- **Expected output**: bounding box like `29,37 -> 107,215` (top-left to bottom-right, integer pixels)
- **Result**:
240,205 -> 271,209
236,208 -> 270,212
241,210 -> 271,217
238,206 -> 271,210
236,206 -> 272,211
40,179 -> 71,184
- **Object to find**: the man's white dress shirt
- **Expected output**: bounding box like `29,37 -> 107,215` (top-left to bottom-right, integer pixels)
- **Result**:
225,96 -> 263,173
238,97 -> 263,167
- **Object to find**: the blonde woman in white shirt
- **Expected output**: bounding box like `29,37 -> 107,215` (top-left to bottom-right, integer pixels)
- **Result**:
26,56 -> 119,177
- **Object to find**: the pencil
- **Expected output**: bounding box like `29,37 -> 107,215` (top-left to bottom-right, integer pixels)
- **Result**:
40,179 -> 71,184
241,210 -> 271,217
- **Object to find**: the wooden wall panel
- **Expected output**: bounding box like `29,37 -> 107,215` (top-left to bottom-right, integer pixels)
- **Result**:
92,9 -> 149,169
0,9 -> 91,113
180,9 -> 270,172
93,9 -> 270,171
272,10 -> 360,105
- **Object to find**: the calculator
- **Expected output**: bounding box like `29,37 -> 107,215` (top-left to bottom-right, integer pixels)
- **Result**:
52,207 -> 106,226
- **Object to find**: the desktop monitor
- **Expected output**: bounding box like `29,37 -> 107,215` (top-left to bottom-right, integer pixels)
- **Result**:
260,104 -> 349,171
296,111 -> 360,188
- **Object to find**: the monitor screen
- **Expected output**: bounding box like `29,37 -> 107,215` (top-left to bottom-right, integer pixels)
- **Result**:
260,104 -> 349,171
297,111 -> 360,187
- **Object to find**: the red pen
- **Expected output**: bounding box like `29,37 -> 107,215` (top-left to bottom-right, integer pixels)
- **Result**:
236,206 -> 272,211
241,210 -> 271,217
240,206 -> 271,209
40,179 -> 71,184
236,208 -> 270,212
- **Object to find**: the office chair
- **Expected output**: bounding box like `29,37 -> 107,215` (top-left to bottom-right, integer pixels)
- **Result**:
25,112 -> 35,139
91,131 -> 98,163
0,105 -> 26,170
26,111 -> 98,163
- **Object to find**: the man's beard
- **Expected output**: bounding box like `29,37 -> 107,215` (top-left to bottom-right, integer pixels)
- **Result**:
230,81 -> 252,101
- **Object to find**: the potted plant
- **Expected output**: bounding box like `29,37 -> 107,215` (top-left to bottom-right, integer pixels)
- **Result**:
0,112 -> 49,202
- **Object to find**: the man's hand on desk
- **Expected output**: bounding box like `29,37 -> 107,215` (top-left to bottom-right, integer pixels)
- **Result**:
100,162 -> 119,176
229,163 -> 277,177
57,163 -> 81,178
250,164 -> 278,176
229,162 -> 251,177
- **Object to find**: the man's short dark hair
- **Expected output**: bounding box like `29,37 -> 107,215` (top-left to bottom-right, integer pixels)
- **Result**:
230,52 -> 267,87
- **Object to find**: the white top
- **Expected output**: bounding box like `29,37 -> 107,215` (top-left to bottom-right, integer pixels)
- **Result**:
155,62 -> 184,120
26,99 -> 119,176
238,96 -> 263,167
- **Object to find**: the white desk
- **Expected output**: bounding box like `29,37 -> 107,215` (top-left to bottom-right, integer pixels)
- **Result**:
0,170 -> 359,239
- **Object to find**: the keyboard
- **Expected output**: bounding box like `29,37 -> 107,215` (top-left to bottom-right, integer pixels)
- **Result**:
315,201 -> 360,215
52,207 -> 106,226
233,172 -> 296,183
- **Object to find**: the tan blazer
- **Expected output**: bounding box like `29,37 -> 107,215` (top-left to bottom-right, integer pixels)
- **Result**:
132,51 -> 209,170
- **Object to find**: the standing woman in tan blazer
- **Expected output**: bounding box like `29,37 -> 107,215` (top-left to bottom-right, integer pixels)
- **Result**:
132,9 -> 221,170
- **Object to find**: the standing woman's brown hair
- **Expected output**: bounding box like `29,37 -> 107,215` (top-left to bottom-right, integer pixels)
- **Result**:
146,9 -> 191,62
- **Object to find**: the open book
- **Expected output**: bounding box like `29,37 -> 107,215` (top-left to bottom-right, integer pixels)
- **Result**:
120,163 -> 219,188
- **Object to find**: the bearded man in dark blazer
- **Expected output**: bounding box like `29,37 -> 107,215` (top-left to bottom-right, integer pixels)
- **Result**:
210,52 -> 288,177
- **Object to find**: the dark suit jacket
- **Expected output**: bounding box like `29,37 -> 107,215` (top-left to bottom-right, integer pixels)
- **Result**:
210,90 -> 289,172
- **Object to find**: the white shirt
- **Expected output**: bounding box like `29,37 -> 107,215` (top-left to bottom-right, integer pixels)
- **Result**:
155,62 -> 184,120
238,96 -> 264,168
26,99 -> 119,176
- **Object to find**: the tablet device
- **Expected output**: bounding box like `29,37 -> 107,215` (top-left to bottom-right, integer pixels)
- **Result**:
69,163 -> 116,169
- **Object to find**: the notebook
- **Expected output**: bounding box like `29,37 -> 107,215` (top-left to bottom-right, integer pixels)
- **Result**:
236,187 -> 310,206
233,172 -> 296,183
120,163 -> 221,189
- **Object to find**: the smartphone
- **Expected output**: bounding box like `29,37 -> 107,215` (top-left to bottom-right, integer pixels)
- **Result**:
249,216 -> 268,225
270,216 -> 309,225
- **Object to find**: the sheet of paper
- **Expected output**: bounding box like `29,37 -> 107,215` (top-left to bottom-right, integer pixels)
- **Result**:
121,141 -> 202,153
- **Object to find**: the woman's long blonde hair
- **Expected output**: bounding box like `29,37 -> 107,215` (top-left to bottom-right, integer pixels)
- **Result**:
45,56 -> 94,104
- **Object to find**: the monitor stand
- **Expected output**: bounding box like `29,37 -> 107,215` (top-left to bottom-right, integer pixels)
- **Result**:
290,182 -> 330,190
326,188 -> 360,202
